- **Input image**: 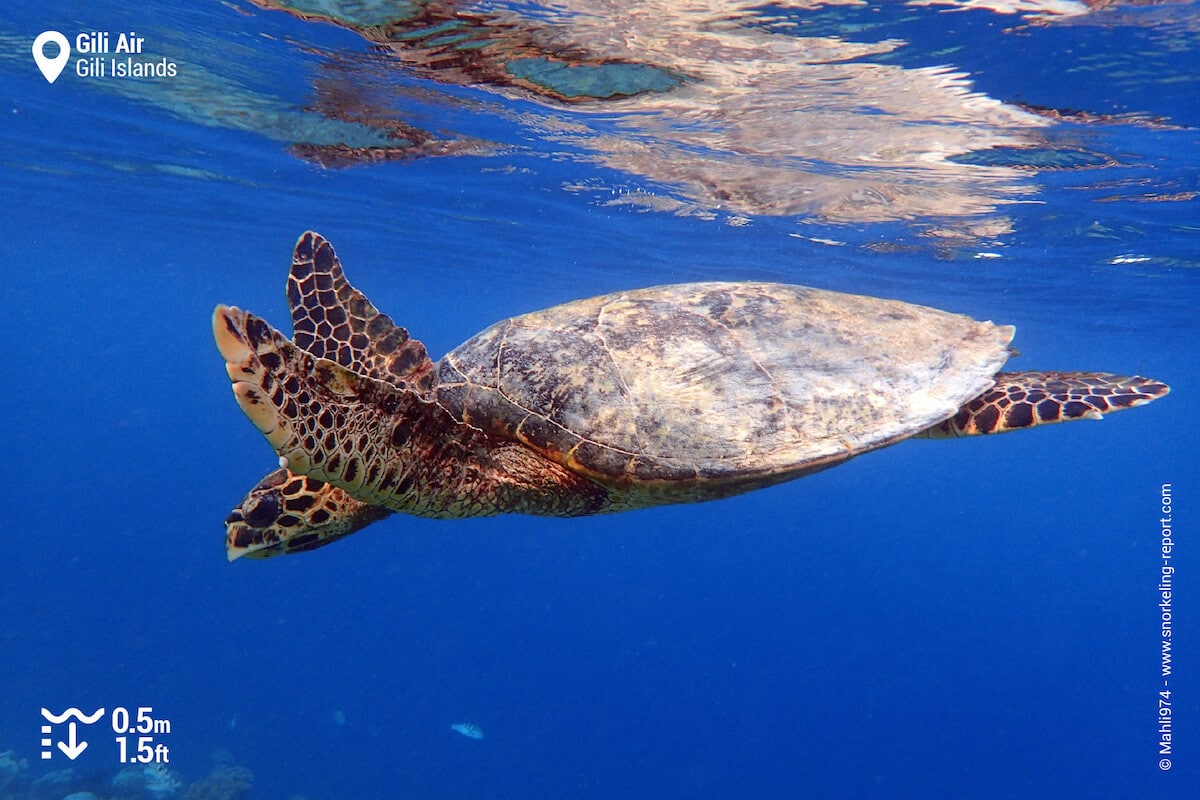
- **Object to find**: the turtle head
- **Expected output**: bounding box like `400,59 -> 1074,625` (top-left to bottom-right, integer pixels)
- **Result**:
224,468 -> 390,561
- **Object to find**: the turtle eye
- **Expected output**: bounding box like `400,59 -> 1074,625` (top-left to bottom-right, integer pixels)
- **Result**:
244,493 -> 281,528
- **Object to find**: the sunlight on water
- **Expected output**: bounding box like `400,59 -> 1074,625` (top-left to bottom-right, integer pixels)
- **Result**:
4,1 -> 1194,244
245,0 -> 1054,233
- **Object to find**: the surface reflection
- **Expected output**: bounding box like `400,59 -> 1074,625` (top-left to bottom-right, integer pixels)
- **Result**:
252,0 -> 1072,231
12,1 -> 1179,234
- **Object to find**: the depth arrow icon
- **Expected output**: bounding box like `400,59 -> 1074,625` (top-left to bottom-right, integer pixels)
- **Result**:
57,722 -> 88,760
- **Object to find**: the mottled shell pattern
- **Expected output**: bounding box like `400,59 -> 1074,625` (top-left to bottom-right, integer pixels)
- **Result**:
436,282 -> 1015,488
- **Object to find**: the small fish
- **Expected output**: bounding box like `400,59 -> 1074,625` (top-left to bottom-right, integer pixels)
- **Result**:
450,722 -> 484,740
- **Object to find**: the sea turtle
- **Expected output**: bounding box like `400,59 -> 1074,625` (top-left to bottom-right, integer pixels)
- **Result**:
214,232 -> 1169,560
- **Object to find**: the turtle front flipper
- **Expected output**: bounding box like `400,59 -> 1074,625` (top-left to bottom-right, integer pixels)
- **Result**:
223,232 -> 434,560
215,304 -> 611,519
287,232 -> 436,393
225,468 -> 392,560
214,303 -> 395,482
919,371 -> 1169,438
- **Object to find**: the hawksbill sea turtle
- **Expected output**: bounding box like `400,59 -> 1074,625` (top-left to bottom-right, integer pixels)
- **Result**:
213,232 -> 1169,560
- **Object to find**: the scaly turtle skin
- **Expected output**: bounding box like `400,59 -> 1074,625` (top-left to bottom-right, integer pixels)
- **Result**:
224,468 -> 388,557
216,232 -> 1169,559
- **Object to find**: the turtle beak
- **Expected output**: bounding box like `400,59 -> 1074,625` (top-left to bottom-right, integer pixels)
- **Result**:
223,505 -> 285,561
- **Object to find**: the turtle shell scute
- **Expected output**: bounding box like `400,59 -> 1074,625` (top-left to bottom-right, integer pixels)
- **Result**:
436,282 -> 1013,487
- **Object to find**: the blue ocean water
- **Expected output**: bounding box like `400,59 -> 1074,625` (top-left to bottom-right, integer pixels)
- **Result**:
1,1 -> 1197,799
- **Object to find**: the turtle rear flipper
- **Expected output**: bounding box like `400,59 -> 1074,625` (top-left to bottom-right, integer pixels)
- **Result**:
920,371 -> 1169,438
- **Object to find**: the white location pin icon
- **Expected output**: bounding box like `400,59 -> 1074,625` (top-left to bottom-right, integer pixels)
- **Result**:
32,31 -> 70,84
